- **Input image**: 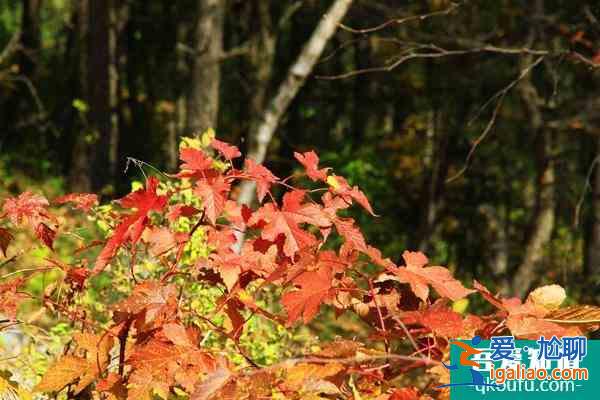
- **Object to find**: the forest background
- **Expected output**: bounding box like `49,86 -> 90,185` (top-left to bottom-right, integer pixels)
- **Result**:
3,0 -> 600,299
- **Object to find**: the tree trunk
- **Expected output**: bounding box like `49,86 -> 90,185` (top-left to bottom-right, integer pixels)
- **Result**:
20,0 -> 42,77
586,136 -> 600,281
511,0 -> 555,298
69,0 -> 91,192
247,0 -> 276,135
185,0 -> 225,136
236,0 -> 354,208
512,130 -> 555,297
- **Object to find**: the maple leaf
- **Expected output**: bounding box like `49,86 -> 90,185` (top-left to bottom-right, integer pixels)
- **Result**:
544,305 -> 600,325
194,177 -> 230,225
326,175 -> 375,216
34,356 -> 89,393
283,362 -> 344,393
389,387 -> 420,400
2,191 -> 51,226
281,264 -> 334,325
527,284 -> 566,310
128,337 -> 216,394
0,226 -> 13,256
127,366 -> 162,400
70,333 -> 114,394
333,216 -> 367,254
54,193 -> 98,211
294,151 -> 329,181
96,373 -> 127,400
250,190 -> 328,258
191,360 -> 233,400
167,204 -> 200,222
179,147 -> 215,178
473,281 -> 586,339
0,278 -> 28,320
94,177 -> 168,273
35,222 -> 56,250
162,322 -> 195,347
386,251 -> 474,302
402,300 -> 464,338
506,316 -> 580,339
211,138 -> 241,160
143,226 -> 186,257
243,158 -> 278,202
315,339 -> 362,358
113,281 -> 178,330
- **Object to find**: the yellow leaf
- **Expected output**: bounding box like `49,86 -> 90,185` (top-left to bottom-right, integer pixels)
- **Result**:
326,176 -> 340,190
285,363 -> 343,390
528,284 -> 566,310
200,128 -> 216,147
452,298 -> 469,314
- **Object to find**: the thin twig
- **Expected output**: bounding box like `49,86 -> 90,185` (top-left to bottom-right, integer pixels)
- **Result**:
317,44 -> 549,80
339,2 -> 460,34
573,154 -> 600,228
446,56 -> 545,183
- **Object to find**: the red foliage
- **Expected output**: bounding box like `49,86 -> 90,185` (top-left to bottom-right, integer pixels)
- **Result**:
1,139 -> 598,399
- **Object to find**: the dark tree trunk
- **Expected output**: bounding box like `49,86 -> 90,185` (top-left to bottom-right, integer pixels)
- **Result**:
185,0 -> 225,136
69,0 -> 92,192
586,136 -> 600,284
20,0 -> 42,77
511,0 -> 555,298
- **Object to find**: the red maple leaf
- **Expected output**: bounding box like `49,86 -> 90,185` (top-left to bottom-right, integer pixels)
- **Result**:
383,251 -> 474,302
2,191 -> 52,227
389,387 -> 420,400
0,278 -> 28,320
94,177 -> 168,273
35,222 -> 56,250
211,138 -> 241,160
294,151 -> 329,181
194,176 -> 230,225
167,204 -> 200,222
0,227 -> 13,256
54,193 -> 99,211
249,191 -> 328,258
402,300 -> 464,338
243,158 -> 278,202
178,147 -> 216,180
333,216 -> 367,254
281,264 -> 334,325
143,226 -> 187,256
327,175 -> 375,216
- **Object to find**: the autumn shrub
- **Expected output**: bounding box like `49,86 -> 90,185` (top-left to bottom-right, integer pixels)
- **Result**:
0,134 -> 599,400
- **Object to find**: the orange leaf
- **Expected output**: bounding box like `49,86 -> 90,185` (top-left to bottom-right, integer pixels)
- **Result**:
34,356 -> 89,393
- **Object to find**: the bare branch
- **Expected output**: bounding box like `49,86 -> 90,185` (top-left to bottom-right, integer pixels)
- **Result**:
0,30 -> 21,66
339,2 -> 460,34
574,154 -> 600,228
446,56 -> 545,183
317,43 -> 550,80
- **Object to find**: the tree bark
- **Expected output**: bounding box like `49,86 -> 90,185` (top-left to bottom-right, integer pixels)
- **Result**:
511,0 -> 555,297
185,0 -> 225,136
69,0 -> 91,192
512,130 -> 555,297
236,0 -> 354,209
247,0 -> 276,134
20,0 -> 42,77
586,136 -> 600,281
87,0 -> 112,191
